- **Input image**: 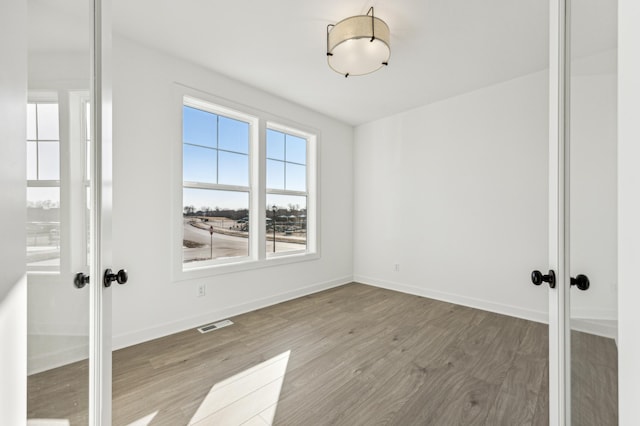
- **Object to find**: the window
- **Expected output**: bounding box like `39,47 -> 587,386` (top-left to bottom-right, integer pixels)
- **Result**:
180,94 -> 317,274
27,100 -> 61,270
27,92 -> 91,273
182,100 -> 253,265
82,99 -> 91,266
266,128 -> 308,255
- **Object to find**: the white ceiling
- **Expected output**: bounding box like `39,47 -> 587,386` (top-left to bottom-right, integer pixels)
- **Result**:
29,0 -> 617,126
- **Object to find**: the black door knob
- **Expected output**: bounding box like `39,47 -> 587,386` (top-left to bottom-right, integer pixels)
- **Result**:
531,270 -> 556,289
103,268 -> 128,287
571,274 -> 590,291
74,272 -> 90,289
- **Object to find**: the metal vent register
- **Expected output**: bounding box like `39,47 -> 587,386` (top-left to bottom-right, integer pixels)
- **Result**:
197,319 -> 234,333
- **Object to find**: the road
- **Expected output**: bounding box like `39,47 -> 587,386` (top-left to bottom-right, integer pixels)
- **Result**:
183,219 -> 303,262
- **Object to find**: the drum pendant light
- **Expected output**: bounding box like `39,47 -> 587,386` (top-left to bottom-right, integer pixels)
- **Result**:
326,7 -> 391,77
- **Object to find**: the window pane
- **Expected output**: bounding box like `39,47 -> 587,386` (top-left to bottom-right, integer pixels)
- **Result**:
86,185 -> 91,265
85,101 -> 91,137
266,194 -> 307,255
183,106 -> 217,148
38,141 -> 60,180
286,163 -> 306,191
27,141 -> 37,180
37,104 -> 59,140
85,101 -> 91,181
27,187 -> 60,268
183,188 -> 249,263
218,151 -> 248,186
266,129 -> 285,160
184,144 -> 217,184
218,116 -> 249,154
286,134 -> 306,164
267,159 -> 285,190
85,141 -> 91,181
27,104 -> 37,140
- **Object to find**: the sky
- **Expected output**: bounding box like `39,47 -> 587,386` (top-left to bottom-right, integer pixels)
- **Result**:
183,105 -> 308,212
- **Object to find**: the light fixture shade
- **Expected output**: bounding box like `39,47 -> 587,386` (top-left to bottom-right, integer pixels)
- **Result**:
327,11 -> 390,77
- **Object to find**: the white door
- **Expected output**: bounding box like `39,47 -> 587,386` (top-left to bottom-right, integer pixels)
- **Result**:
25,0 -> 116,424
90,0 -> 115,424
547,2 -> 571,424
547,1 -> 618,425
0,0 -> 30,424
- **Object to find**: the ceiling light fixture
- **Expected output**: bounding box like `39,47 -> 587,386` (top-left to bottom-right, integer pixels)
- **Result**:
326,7 -> 390,78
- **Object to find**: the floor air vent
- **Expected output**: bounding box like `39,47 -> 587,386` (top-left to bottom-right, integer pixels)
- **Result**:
197,319 -> 234,334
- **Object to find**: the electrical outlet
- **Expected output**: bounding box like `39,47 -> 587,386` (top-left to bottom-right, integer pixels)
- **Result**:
394,263 -> 400,272
198,284 -> 206,297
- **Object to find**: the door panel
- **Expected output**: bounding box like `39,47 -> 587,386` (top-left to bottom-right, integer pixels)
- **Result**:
569,0 -> 618,424
26,0 -> 93,424
89,0 -> 114,424
26,1 -> 114,425
548,2 -> 571,424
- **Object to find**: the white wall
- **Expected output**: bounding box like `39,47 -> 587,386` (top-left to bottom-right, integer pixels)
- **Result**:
354,54 -> 618,331
618,0 -> 640,422
110,37 -> 353,348
0,0 -> 27,423
354,70 -> 550,322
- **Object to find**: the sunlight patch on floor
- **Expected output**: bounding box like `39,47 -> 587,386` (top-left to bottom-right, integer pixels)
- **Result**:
126,410 -> 158,426
189,351 -> 290,425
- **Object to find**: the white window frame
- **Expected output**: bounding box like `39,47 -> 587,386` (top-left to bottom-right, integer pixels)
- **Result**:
173,86 -> 319,281
181,96 -> 258,269
27,93 -> 62,273
265,122 -> 316,258
27,90 -> 90,275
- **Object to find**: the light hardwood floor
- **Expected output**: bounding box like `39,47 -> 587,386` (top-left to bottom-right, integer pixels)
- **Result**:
27,283 -> 617,425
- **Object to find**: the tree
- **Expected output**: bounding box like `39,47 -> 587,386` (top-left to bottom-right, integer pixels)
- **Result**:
287,203 -> 300,214
183,205 -> 195,216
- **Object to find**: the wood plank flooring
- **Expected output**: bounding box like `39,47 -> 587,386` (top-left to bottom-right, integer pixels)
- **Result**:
27,283 -> 618,425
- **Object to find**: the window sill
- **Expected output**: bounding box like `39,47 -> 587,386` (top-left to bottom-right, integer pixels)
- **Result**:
175,251 -> 320,282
